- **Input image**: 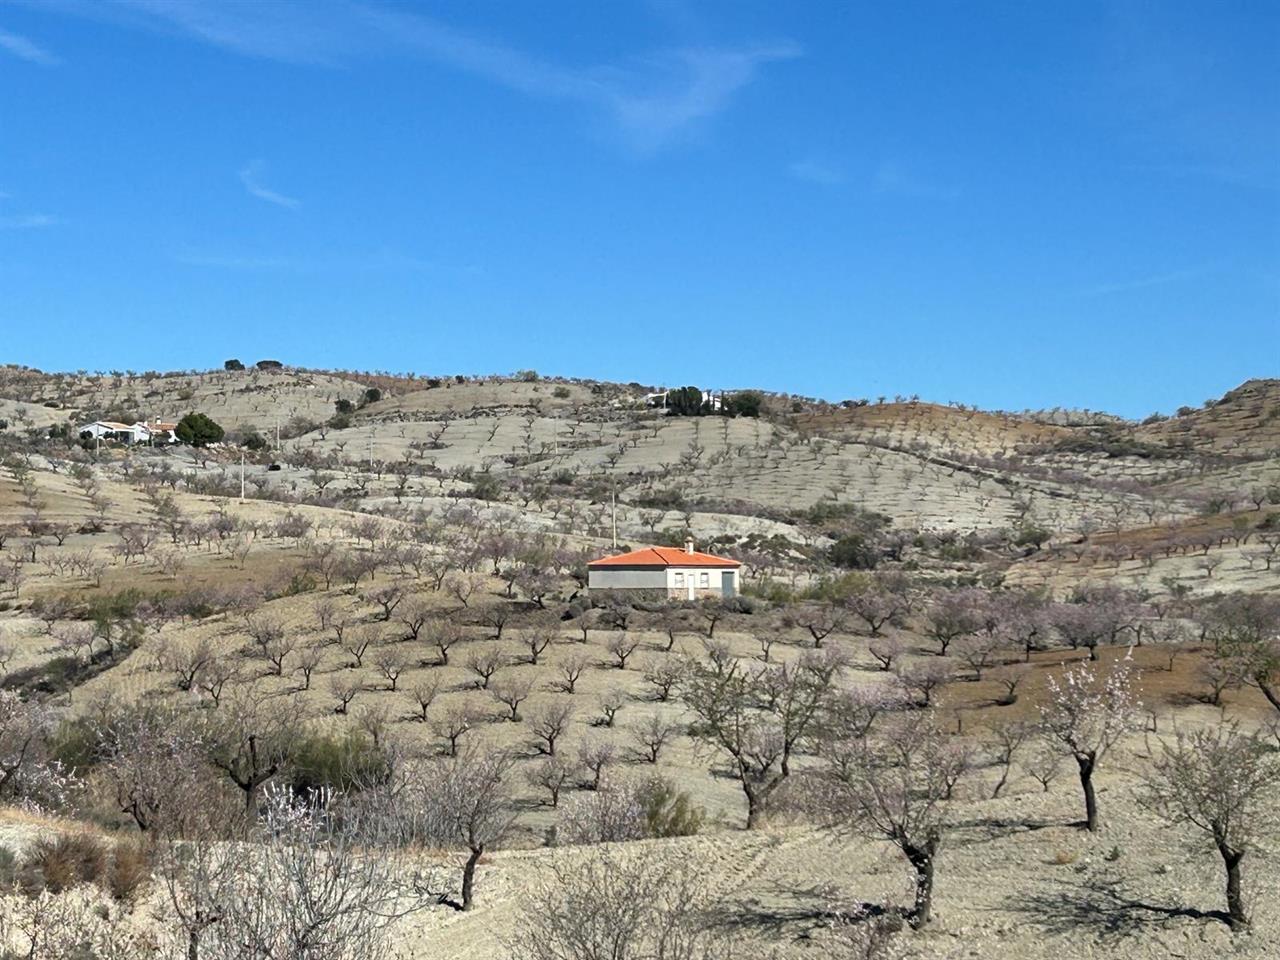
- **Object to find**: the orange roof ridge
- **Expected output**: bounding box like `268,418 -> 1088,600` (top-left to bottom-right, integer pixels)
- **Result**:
589,546 -> 740,568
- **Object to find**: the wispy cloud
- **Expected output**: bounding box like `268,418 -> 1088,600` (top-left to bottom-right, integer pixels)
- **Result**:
789,159 -> 844,186
0,213 -> 60,229
874,161 -> 959,200
172,246 -> 482,276
0,27 -> 59,65
238,160 -> 300,209
49,1 -> 797,151
1079,265 -> 1210,298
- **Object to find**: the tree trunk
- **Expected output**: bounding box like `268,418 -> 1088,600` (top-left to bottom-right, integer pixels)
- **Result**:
1255,677 -> 1280,714
744,788 -> 763,829
461,846 -> 482,911
904,841 -> 937,928
991,762 -> 1012,799
1219,844 -> 1248,928
1076,754 -> 1098,831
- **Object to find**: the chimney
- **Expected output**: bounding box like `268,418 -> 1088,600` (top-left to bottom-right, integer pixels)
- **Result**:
684,536 -> 695,555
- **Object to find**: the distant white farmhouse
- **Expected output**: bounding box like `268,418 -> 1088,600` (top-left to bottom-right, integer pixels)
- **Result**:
643,389 -> 723,412
588,539 -> 741,600
78,418 -> 179,445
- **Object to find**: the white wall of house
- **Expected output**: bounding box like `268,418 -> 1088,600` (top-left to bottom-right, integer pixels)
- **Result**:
667,566 -> 738,600
79,422 -> 136,442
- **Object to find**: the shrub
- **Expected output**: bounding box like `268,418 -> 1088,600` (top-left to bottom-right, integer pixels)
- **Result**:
24,833 -> 107,893
288,731 -> 390,797
256,359 -> 283,370
552,385 -> 571,399
106,838 -> 153,901
224,358 -> 245,371
239,429 -> 269,451
335,398 -> 356,415
637,777 -> 703,837
829,534 -> 880,570
516,370 -> 540,382
469,474 -> 502,501
0,845 -> 16,888
362,387 -> 382,405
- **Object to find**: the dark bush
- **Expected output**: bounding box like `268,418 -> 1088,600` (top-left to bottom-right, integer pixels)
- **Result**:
224,359 -> 245,371
666,386 -> 706,417
723,390 -> 763,418
829,534 -> 880,570
289,731 -> 390,797
240,429 -> 269,451
175,412 -> 225,447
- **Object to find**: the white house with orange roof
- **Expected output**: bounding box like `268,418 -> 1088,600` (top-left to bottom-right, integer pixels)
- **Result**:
588,538 -> 741,600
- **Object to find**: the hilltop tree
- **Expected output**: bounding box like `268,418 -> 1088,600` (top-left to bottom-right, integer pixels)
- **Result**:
175,412 -> 225,447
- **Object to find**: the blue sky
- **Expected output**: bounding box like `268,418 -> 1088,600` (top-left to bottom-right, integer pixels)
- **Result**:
1,1 -> 1276,417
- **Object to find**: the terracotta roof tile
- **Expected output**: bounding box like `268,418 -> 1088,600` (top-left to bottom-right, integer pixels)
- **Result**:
589,547 -> 739,569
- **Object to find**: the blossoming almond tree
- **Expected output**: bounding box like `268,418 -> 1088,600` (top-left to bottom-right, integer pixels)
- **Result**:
1038,653 -> 1141,831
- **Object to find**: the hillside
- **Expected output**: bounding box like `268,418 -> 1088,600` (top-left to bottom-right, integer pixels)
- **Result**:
0,364 -> 1277,960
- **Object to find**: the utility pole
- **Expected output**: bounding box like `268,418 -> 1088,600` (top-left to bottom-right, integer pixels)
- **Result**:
369,428 -> 374,471
239,452 -> 245,500
275,417 -> 280,450
611,481 -> 618,549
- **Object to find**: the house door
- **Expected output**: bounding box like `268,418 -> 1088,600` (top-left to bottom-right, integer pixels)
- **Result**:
721,572 -> 735,598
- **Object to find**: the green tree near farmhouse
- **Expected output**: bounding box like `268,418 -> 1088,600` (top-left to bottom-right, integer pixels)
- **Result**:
175,412 -> 225,446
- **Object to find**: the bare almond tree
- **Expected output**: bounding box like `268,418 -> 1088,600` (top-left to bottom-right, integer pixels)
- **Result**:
466,646 -> 507,690
554,651 -> 590,694
631,713 -> 680,764
203,692 -> 298,813
529,699 -> 575,756
683,652 -> 835,828
160,786 -> 434,960
527,754 -> 578,807
604,632 -> 641,670
431,702 -> 478,756
576,738 -> 615,791
491,673 -> 535,722
419,747 -> 518,910
425,618 -> 463,666
403,675 -> 442,722
1142,724 -> 1280,928
814,713 -> 961,928
595,688 -> 626,727
641,655 -> 686,702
